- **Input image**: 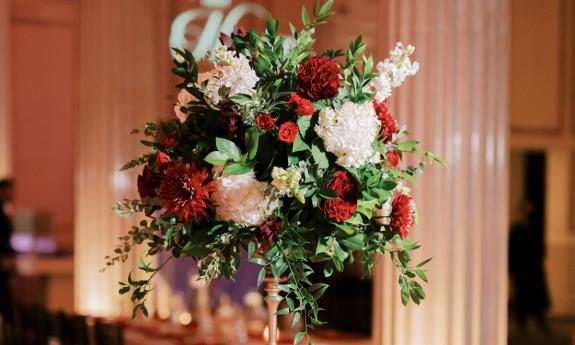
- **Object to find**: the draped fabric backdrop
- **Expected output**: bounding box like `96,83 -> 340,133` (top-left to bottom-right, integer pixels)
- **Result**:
75,0 -> 168,316
0,0 -> 9,177
373,1 -> 509,345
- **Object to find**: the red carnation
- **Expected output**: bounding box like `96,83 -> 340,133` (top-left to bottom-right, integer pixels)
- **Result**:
390,192 -> 415,239
297,57 -> 341,101
278,122 -> 298,144
159,163 -> 216,223
256,113 -> 276,130
385,150 -> 400,168
161,135 -> 177,148
137,166 -> 160,201
156,151 -> 170,169
288,93 -> 315,116
374,100 -> 399,143
320,171 -> 358,222
258,220 -> 282,253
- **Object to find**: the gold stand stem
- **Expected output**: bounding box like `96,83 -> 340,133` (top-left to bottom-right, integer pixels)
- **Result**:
264,276 -> 281,345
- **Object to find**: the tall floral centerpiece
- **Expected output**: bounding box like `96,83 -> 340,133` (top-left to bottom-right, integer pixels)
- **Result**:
107,1 -> 443,343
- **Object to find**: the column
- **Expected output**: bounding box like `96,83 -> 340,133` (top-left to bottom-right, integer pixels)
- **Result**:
0,0 -> 10,177
374,1 -> 509,345
75,0 -> 165,316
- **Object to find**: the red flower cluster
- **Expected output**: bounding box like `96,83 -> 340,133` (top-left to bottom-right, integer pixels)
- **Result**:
156,151 -> 170,169
297,57 -> 341,101
258,220 -> 282,253
385,150 -> 400,168
278,122 -> 298,143
373,100 -> 399,143
137,166 -> 160,201
161,135 -> 177,148
288,93 -> 315,116
256,113 -> 276,130
390,192 -> 415,239
321,171 -> 358,222
159,163 -> 216,223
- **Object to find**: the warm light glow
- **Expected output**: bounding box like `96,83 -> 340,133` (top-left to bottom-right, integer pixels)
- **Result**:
178,312 -> 193,326
158,307 -> 170,320
262,326 -> 280,343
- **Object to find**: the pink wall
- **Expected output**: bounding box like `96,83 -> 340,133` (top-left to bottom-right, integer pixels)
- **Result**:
10,21 -> 76,250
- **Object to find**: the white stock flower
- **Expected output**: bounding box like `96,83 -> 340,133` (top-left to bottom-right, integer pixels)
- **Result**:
211,171 -> 280,227
366,42 -> 419,102
314,101 -> 380,168
271,166 -> 304,203
200,47 -> 259,106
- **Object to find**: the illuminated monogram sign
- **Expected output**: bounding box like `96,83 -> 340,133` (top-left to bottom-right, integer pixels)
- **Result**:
170,0 -> 268,58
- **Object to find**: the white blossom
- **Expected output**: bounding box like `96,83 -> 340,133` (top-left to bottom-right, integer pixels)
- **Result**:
271,166 -> 304,203
199,47 -> 259,106
314,101 -> 380,168
366,42 -> 419,102
211,171 -> 280,227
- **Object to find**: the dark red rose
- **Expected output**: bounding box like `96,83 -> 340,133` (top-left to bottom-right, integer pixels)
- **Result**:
278,122 -> 298,144
385,150 -> 400,168
258,220 -> 282,253
156,151 -> 170,169
159,163 -> 216,223
161,135 -> 177,148
297,57 -> 341,101
390,192 -> 415,239
256,113 -> 276,130
288,93 -> 315,116
320,171 -> 358,222
328,171 -> 358,198
137,166 -> 160,201
373,100 -> 399,143
321,199 -> 357,222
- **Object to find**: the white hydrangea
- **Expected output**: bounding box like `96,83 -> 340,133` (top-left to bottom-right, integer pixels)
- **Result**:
211,171 -> 280,227
315,101 -> 380,168
200,47 -> 259,106
366,42 -> 419,102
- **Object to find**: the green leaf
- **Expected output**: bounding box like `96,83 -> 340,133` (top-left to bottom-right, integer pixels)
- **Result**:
245,128 -> 259,160
216,137 -> 242,161
204,151 -> 229,166
257,267 -> 267,287
301,6 -> 310,27
297,116 -> 312,138
416,258 -> 432,268
292,132 -> 310,153
311,141 -> 329,169
139,257 -> 156,273
294,331 -> 306,345
223,163 -> 253,175
119,286 -> 130,295
397,140 -> 419,152
340,233 -> 365,250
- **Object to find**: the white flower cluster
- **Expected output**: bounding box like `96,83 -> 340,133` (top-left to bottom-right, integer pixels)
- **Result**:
367,42 -> 419,102
315,101 -> 380,168
211,171 -> 280,227
173,89 -> 194,123
271,166 -> 304,203
199,47 -> 259,106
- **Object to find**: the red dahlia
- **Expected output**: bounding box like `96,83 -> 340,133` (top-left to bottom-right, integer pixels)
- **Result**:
297,56 -> 341,101
256,113 -> 276,130
321,171 -> 358,222
159,163 -> 216,223
137,166 -> 160,201
373,100 -> 399,143
390,192 -> 415,239
288,93 -> 315,116
278,122 -> 298,143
